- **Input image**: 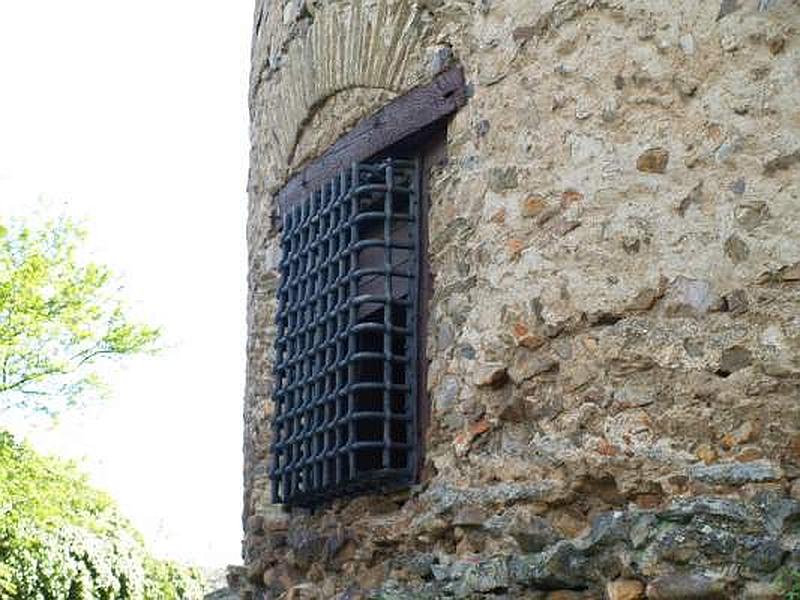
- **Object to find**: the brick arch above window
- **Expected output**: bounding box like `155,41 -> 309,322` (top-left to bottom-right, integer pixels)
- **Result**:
249,0 -> 432,190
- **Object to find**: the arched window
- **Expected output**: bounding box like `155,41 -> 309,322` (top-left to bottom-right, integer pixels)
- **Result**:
269,68 -> 465,506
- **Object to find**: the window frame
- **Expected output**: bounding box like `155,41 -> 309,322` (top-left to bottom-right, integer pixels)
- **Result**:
271,68 -> 465,507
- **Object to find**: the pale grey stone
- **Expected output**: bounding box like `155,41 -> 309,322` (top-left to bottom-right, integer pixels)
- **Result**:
689,461 -> 781,485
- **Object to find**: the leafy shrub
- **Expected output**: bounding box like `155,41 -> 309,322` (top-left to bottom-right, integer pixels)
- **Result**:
782,570 -> 800,600
0,431 -> 204,599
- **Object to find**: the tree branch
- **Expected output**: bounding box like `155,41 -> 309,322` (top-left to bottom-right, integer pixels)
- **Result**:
0,368 -> 64,395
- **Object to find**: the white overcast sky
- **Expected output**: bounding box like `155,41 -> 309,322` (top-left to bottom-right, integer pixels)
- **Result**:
0,3 -> 252,567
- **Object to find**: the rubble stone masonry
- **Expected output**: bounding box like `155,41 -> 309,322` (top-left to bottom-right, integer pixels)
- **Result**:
244,0 -> 800,597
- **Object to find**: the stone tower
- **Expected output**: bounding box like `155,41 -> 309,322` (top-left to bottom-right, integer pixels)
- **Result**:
244,0 -> 800,597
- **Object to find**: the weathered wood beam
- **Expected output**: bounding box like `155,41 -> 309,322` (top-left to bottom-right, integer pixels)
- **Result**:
277,66 -> 466,211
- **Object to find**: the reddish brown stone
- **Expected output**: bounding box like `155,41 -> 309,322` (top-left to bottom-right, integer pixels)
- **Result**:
636,147 -> 670,173
546,591 -> 586,600
736,447 -> 764,462
561,189 -> 584,206
489,207 -> 506,224
696,444 -> 718,465
634,494 -> 663,509
512,322 -> 546,349
721,421 -> 755,449
606,579 -> 645,600
474,364 -> 509,389
453,419 -> 491,456
521,194 -> 549,218
506,238 -> 525,260
597,439 -> 620,456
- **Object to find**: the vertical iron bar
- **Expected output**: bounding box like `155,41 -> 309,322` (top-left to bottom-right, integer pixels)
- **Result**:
312,189 -> 322,494
322,182 -> 332,491
408,158 -> 421,481
286,205 -> 298,499
347,162 -> 358,478
294,198 -> 306,498
334,171 -> 346,487
305,193 -> 313,494
382,161 -> 393,469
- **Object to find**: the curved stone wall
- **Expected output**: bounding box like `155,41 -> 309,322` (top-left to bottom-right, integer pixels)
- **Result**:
245,1 -> 800,598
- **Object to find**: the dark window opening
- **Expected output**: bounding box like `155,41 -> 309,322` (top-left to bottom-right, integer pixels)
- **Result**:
269,68 -> 465,507
270,159 -> 421,506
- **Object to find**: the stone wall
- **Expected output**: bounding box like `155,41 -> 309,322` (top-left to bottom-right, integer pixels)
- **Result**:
244,0 -> 800,598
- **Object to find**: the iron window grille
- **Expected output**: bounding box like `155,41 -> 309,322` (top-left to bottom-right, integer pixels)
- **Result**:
271,159 -> 421,506
268,67 -> 465,507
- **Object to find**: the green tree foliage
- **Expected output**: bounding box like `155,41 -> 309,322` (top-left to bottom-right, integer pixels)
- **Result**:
0,216 -> 160,414
779,569 -> 800,600
0,431 -> 205,599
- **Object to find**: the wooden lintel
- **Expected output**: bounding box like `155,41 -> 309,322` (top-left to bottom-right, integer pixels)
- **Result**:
277,66 -> 466,211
